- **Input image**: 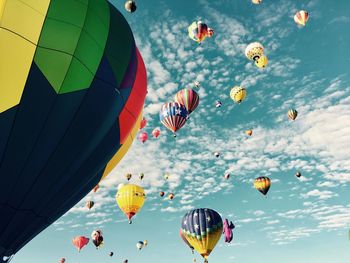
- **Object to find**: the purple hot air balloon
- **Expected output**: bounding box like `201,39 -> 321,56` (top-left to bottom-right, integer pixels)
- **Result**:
223,219 -> 235,243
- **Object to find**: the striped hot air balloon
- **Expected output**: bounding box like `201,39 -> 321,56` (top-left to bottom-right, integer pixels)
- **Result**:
159,102 -> 189,136
254,177 -> 271,196
174,88 -> 200,114
288,109 -> 298,121
294,10 -> 309,27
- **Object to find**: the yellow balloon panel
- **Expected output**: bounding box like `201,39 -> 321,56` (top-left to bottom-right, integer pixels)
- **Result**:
186,231 -> 222,259
116,184 -> 145,221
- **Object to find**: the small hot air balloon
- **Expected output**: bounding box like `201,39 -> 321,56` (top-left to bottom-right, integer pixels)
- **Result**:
230,86 -> 247,104
109,252 -> 114,257
188,21 -> 214,44
138,131 -> 148,143
124,260 -> 128,263
223,219 -> 235,243
59,258 -> 66,263
215,101 -> 222,108
214,152 -> 220,158
116,184 -> 146,224
136,241 -> 144,250
180,229 -> 194,254
164,173 -> 170,180
224,173 -> 230,180
254,176 -> 271,196
169,193 -> 175,200
125,173 -> 132,181
175,88 -> 200,114
140,117 -> 147,129
152,128 -> 161,138
159,102 -> 189,136
181,208 -> 223,263
139,173 -> 144,180
86,201 -> 94,210
252,0 -> 262,4
295,171 -> 302,178
91,230 -> 104,249
255,55 -> 268,69
245,130 -> 253,136
245,42 -> 264,62
194,81 -> 201,88
125,1 -> 137,13
143,240 -> 148,246
93,184 -> 100,193
72,236 -> 89,252
294,10 -> 309,27
288,109 -> 298,121
160,191 -> 165,197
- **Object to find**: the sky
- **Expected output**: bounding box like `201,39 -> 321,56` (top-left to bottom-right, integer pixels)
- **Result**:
13,0 -> 350,262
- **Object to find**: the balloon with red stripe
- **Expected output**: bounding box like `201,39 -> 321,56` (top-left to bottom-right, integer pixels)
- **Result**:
159,102 -> 188,135
174,88 -> 200,114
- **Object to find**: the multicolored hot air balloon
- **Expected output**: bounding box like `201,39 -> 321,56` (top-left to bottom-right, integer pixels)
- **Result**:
140,117 -> 147,129
159,102 -> 189,136
188,21 -> 214,44
116,184 -> 146,224
230,86 -> 247,103
294,10 -> 309,27
288,109 -> 298,121
152,128 -> 161,138
254,177 -> 271,196
0,1 -> 147,260
223,219 -> 235,243
181,208 -> 223,263
72,236 -> 89,252
138,131 -> 148,143
180,229 -> 194,254
86,201 -> 95,210
175,89 -> 200,114
91,230 -> 104,249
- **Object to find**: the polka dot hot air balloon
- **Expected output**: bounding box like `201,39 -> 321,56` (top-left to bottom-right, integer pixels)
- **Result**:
181,208 -> 223,263
0,1 -> 147,260
230,86 -> 247,103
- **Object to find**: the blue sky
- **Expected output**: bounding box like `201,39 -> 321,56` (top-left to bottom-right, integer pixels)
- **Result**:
14,0 -> 350,262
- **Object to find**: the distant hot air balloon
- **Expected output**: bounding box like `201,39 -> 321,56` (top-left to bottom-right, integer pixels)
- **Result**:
230,86 -> 247,103
125,1 -> 137,13
214,152 -> 221,158
223,219 -> 235,243
86,201 -> 95,210
109,252 -> 114,257
59,258 -> 66,263
140,117 -> 147,129
194,81 -> 201,88
169,193 -> 175,200
124,260 -> 128,263
138,131 -> 148,143
125,173 -> 132,181
93,184 -> 100,193
164,174 -> 170,180
91,230 -> 104,249
224,173 -> 230,180
116,184 -> 146,224
288,109 -> 298,121
159,102 -> 189,136
139,173 -> 144,180
72,236 -> 89,252
181,208 -> 223,263
215,101 -> 222,108
152,128 -> 161,138
294,10 -> 309,27
160,191 -> 165,197
188,21 -> 214,44
252,0 -> 262,4
143,240 -> 148,246
180,229 -> 194,254
245,130 -> 253,136
174,89 -> 200,114
245,42 -> 264,61
136,241 -> 144,250
255,55 -> 268,69
295,171 -> 302,178
254,177 -> 271,196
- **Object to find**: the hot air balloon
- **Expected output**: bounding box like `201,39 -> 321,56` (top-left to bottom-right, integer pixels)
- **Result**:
138,131 -> 148,143
294,10 -> 309,27
164,174 -> 170,180
124,260 -> 129,263
224,173 -> 230,180
174,89 -> 200,114
181,208 -> 223,263
288,109 -> 298,121
245,130 -> 253,136
215,101 -> 222,108
255,55 -> 268,69
0,1 -> 147,260
125,173 -> 132,181
254,177 -> 271,196
160,191 -> 165,197
109,252 -> 114,257
214,152 -> 221,158
86,201 -> 95,210
223,219 -> 235,243
230,86 -> 247,103
59,258 -> 66,263
125,1 -> 137,13
72,236 -> 89,252
295,171 -> 302,178
245,42 -> 264,61
252,0 -> 262,4
159,102 -> 189,136
143,240 -> 148,246
116,184 -> 146,224
169,193 -> 175,200
93,184 -> 100,193
152,128 -> 161,138
180,229 -> 194,254
188,21 -> 214,44
139,173 -> 144,180
91,230 -> 104,249
194,81 -> 201,88
140,117 -> 147,129
136,241 -> 144,250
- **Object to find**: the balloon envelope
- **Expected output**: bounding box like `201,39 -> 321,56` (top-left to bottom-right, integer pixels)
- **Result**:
72,236 -> 89,252
254,176 -> 271,195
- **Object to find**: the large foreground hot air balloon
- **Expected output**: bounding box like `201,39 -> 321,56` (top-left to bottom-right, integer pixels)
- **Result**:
116,184 -> 146,223
254,177 -> 271,196
0,1 -> 147,260
175,89 -> 200,114
181,208 -> 223,263
159,102 -> 189,136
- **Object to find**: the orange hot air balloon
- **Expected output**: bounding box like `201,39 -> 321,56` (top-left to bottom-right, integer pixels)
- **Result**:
245,129 -> 253,136
159,191 -> 165,197
152,128 -> 161,138
138,131 -> 148,143
72,236 -> 89,252
93,184 -> 99,193
140,117 -> 147,129
86,201 -> 94,210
